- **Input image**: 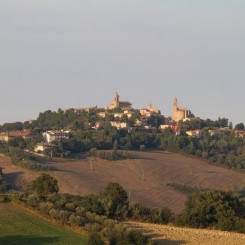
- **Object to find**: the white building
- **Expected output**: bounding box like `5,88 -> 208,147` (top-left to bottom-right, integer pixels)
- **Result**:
43,130 -> 70,143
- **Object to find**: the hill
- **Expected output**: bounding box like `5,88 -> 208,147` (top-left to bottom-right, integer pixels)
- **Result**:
1,150 -> 245,213
0,202 -> 87,245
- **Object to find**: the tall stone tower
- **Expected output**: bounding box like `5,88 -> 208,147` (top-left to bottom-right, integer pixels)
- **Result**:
113,92 -> 120,108
173,97 -> 187,122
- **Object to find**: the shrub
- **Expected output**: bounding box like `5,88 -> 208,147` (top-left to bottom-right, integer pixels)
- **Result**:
69,214 -> 84,227
27,194 -> 41,207
88,233 -> 104,245
49,208 -> 59,219
58,210 -> 70,223
65,202 -> 76,211
39,202 -> 53,214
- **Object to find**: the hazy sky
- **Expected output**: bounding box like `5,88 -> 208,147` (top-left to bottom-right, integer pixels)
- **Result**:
1,0 -> 245,125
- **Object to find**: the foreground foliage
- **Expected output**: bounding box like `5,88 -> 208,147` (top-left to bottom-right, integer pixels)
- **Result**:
175,190 -> 245,232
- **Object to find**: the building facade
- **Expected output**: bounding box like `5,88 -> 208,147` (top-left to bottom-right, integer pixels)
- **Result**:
43,130 -> 70,143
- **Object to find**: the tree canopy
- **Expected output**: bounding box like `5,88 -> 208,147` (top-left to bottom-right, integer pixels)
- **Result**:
31,173 -> 59,198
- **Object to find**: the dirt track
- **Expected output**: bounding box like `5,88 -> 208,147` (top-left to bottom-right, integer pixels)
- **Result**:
128,221 -> 245,245
1,151 -> 245,213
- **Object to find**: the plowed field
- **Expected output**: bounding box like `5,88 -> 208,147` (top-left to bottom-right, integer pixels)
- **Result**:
1,151 -> 245,213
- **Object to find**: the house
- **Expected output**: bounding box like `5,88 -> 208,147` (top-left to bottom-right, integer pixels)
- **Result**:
34,142 -> 54,152
123,110 -> 132,118
97,112 -> 106,118
140,103 -> 160,117
159,124 -> 178,132
186,130 -> 202,138
110,121 -> 129,129
234,130 -> 245,138
43,130 -> 70,143
140,108 -> 151,118
159,125 -> 171,130
0,130 -> 32,142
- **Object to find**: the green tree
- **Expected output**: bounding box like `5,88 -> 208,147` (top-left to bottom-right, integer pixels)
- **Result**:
100,182 -> 128,219
176,190 -> 245,231
31,173 -> 59,198
235,123 -> 245,130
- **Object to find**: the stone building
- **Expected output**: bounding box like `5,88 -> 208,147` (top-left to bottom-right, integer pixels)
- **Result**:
172,98 -> 189,122
107,92 -> 132,110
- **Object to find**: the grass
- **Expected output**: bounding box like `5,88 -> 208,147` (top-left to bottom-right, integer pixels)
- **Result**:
0,203 -> 88,245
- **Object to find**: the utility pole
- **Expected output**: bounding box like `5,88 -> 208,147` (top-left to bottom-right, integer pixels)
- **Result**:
50,147 -> 53,159
90,157 -> 93,171
141,169 -> 145,182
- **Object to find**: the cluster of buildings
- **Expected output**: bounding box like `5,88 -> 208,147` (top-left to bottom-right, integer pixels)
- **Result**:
1,92 -> 244,154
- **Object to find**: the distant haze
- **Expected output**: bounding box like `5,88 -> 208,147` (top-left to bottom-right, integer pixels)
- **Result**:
1,1 -> 245,125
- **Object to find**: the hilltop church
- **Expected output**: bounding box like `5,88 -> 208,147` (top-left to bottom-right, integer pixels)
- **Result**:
107,92 -> 132,110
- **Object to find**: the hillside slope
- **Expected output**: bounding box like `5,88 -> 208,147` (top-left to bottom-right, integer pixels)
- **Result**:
1,151 -> 245,213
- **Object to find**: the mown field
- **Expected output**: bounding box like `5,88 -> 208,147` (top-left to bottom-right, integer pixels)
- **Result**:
1,150 -> 245,213
128,221 -> 245,245
0,203 -> 87,245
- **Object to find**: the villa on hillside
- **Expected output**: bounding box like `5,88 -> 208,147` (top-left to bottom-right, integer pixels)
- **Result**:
43,130 -> 70,143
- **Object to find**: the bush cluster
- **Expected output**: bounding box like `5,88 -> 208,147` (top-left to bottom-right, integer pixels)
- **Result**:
89,148 -> 130,161
174,190 -> 245,232
166,183 -> 207,195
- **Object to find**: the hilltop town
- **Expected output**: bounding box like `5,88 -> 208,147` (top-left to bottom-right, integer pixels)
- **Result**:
0,92 -> 244,153
1,92 -> 245,244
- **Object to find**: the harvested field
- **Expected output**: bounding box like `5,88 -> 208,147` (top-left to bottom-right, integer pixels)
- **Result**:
1,151 -> 245,213
128,221 -> 245,245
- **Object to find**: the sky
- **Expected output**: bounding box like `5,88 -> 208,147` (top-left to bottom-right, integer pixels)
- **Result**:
0,0 -> 245,125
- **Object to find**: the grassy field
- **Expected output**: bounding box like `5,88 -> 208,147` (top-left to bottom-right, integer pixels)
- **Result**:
0,203 -> 87,245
